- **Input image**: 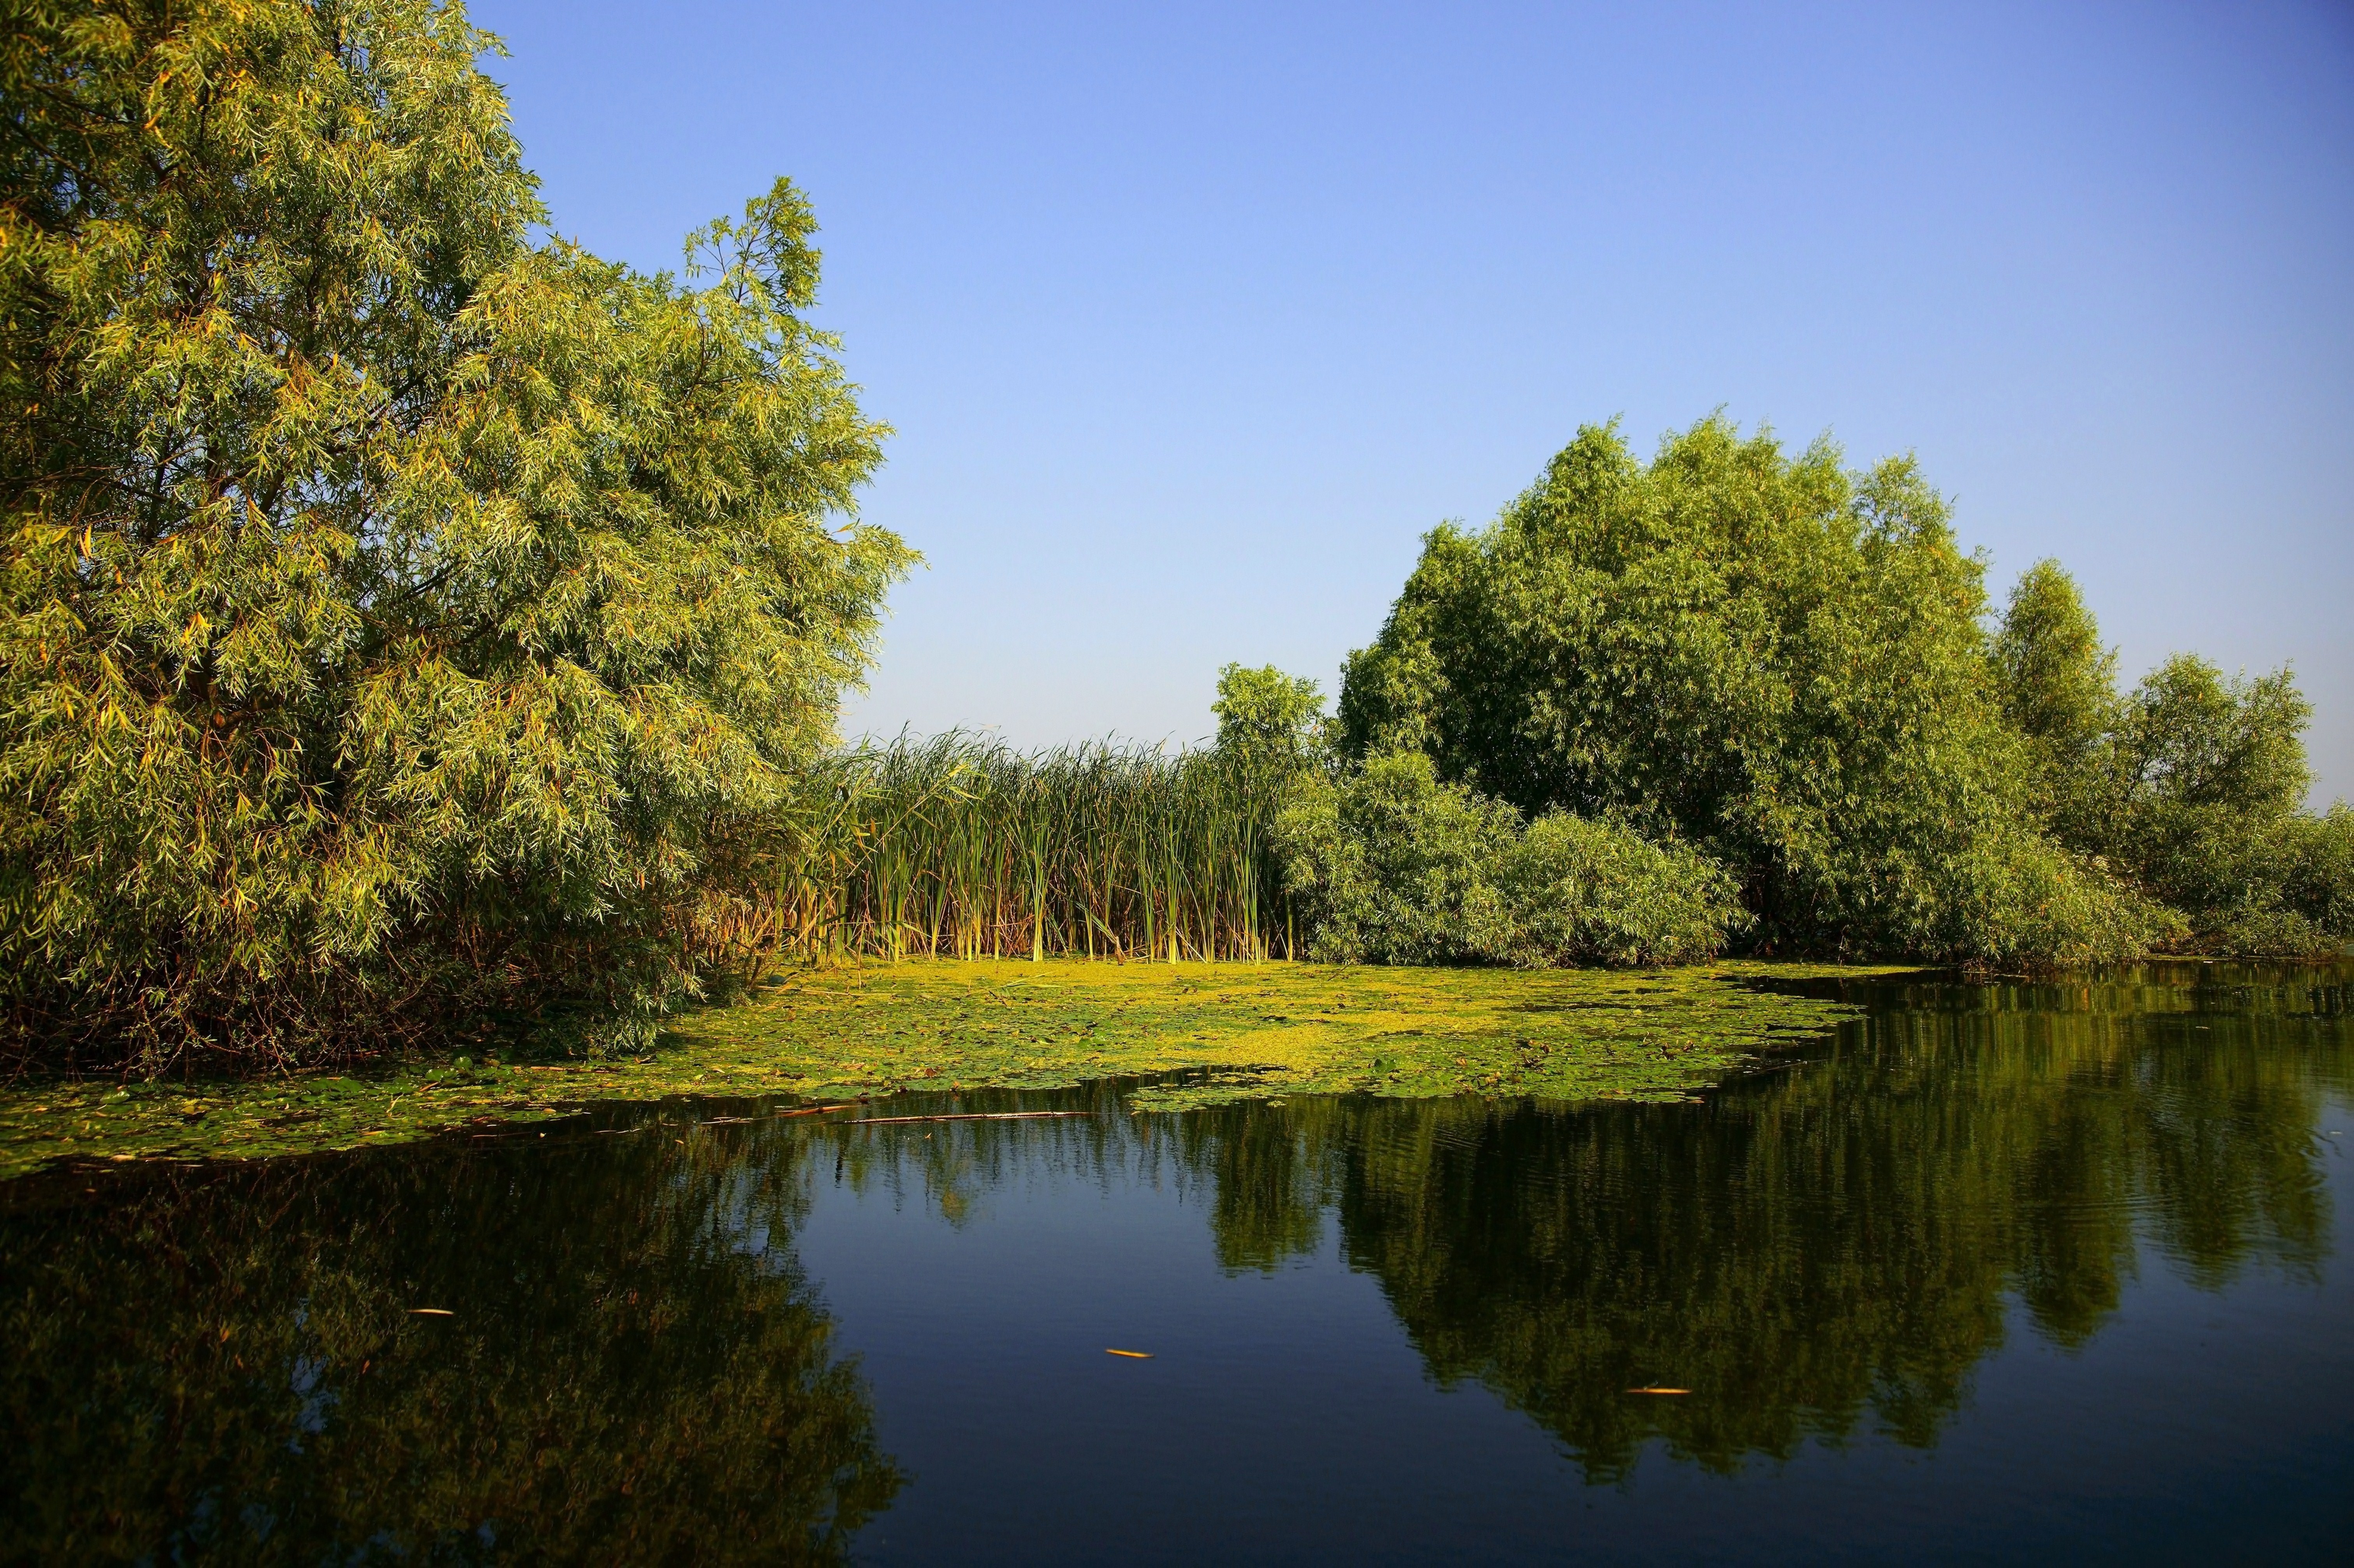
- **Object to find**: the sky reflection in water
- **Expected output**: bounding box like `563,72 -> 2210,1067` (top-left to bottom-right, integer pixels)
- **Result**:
4,965 -> 2349,1563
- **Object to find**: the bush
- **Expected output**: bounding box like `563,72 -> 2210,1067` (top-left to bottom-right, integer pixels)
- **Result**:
1938,832 -> 2183,970
1274,753 -> 1521,965
1273,752 -> 1749,969
2170,805 -> 2354,957
1495,814 -> 1747,967
2280,805 -> 2354,944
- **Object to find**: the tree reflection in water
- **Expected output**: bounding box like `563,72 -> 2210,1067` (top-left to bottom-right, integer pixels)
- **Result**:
1194,963 -> 2349,1479
0,1130 -> 901,1564
1,963 -> 2344,1556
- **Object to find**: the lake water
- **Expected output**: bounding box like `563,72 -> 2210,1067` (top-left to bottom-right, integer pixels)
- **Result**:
4,964 -> 2350,1563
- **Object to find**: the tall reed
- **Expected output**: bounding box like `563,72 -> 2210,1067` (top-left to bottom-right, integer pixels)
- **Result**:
738,735 -> 1292,965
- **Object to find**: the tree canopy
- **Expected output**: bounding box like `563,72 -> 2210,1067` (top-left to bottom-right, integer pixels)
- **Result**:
1992,575 -> 2348,953
1,0 -> 911,1064
1328,417 -> 2341,964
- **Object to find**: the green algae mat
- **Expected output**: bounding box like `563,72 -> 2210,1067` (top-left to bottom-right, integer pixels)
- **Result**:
0,959 -> 1902,1179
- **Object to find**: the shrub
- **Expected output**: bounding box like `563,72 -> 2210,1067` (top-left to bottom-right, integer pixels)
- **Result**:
1274,753 -> 1521,966
1495,814 -> 1747,967
1274,752 -> 1749,969
2279,805 -> 2354,945
1937,833 -> 2183,970
2175,805 -> 2354,957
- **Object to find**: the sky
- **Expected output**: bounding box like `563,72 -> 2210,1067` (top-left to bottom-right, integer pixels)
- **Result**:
475,0 -> 2354,802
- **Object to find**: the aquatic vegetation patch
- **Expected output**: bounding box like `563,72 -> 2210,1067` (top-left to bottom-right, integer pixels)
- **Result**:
0,960 -> 1896,1178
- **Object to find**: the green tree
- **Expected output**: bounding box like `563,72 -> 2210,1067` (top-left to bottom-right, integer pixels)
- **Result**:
2103,656 -> 2320,947
1991,566 -> 2346,954
1212,662 -> 1328,778
1335,417 -> 2143,962
1993,561 -> 2117,749
0,1 -> 911,1065
1993,559 -> 2119,846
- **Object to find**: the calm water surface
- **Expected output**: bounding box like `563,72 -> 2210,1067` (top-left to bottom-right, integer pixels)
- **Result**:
4,965 -> 2351,1563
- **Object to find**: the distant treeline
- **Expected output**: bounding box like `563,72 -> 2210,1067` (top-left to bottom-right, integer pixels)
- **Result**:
1297,419 -> 2351,970
767,511 -> 2350,973
2,3 -> 2345,1071
762,418 -> 2349,976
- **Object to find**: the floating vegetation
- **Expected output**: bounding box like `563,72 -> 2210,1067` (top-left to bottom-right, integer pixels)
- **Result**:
0,960 -> 1896,1179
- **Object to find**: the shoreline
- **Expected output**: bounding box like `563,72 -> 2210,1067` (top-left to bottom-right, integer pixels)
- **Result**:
0,958 -> 1904,1180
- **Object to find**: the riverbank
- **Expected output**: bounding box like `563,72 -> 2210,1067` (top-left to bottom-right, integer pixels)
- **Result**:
0,959 -> 1901,1179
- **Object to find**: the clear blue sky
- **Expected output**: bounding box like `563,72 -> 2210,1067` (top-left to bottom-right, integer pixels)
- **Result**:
475,0 -> 2354,802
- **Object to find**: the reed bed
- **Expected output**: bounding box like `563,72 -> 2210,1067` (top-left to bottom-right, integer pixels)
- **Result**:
739,735 -> 1293,965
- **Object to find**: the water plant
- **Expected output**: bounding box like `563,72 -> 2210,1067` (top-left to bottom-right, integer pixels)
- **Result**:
0,958 -> 1889,1176
737,733 -> 1295,967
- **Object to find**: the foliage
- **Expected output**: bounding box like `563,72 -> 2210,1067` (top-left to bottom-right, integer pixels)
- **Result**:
1934,823 -> 2183,969
2,0 -> 2335,1081
1993,559 -> 2116,748
1273,751 -> 1521,965
0,0 -> 909,1067
1334,417 -> 2148,963
1992,559 -> 2117,846
1272,751 -> 1749,967
2278,804 -> 2354,941
2100,656 -> 2319,947
1495,809 -> 1749,967
1212,661 -> 1328,779
1993,566 -> 2350,954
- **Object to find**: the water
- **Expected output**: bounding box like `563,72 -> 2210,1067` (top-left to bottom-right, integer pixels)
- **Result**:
5,964 -> 2351,1563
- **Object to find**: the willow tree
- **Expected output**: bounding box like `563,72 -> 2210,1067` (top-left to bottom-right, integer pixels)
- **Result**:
1335,418 -> 2154,962
0,1 -> 911,1065
1993,564 -> 2348,951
